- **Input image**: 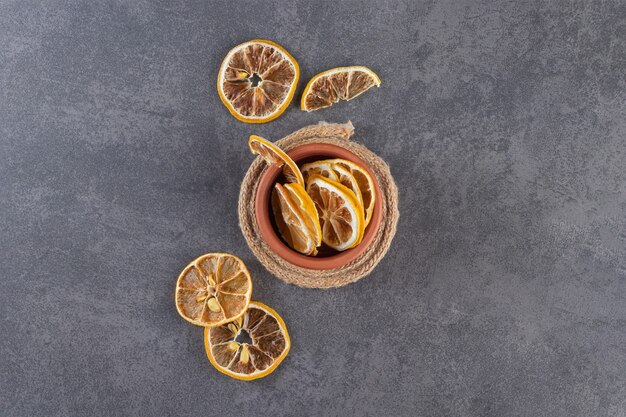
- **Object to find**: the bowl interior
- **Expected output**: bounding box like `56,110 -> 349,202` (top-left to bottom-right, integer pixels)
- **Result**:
254,143 -> 383,270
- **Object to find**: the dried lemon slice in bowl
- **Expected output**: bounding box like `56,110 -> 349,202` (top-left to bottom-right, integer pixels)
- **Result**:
283,183 -> 321,249
332,164 -> 364,210
301,160 -> 339,183
329,159 -> 376,227
301,161 -> 364,213
271,183 -> 320,255
175,253 -> 252,327
218,40 -> 299,123
249,135 -> 304,185
306,174 -> 365,251
204,301 -> 290,381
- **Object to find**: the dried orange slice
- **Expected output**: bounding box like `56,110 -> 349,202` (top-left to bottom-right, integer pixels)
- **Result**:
301,66 -> 381,112
306,174 -> 365,251
218,40 -> 299,123
300,160 -> 339,184
272,183 -> 318,255
330,159 -> 376,227
175,253 -> 252,327
205,301 -> 290,381
249,135 -> 304,185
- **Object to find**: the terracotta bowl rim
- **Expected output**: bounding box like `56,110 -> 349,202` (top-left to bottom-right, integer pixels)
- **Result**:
254,142 -> 383,270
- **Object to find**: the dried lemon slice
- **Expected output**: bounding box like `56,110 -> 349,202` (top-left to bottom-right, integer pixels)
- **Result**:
301,66 -> 381,112
175,253 -> 252,327
248,135 -> 304,185
332,164 -> 364,211
284,182 -> 322,249
205,301 -> 290,381
306,174 -> 365,251
300,160 -> 339,184
218,40 -> 299,123
329,159 -> 376,227
272,183 -> 318,255
301,161 -> 365,225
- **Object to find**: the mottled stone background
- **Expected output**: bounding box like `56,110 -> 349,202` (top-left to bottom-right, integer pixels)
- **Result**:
1,1 -> 624,416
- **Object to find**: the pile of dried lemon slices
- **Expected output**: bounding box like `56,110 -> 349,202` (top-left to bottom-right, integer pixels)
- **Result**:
249,135 -> 376,255
175,253 -> 290,380
175,40 -> 382,381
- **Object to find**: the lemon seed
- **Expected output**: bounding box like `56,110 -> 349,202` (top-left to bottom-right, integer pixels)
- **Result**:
240,345 -> 250,365
207,297 -> 221,312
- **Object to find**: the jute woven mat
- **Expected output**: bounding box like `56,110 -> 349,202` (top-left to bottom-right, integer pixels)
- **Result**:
238,122 -> 399,288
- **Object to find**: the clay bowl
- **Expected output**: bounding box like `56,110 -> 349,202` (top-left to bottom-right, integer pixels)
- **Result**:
255,143 -> 383,270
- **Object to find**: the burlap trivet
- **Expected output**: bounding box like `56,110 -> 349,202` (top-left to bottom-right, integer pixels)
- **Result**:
238,122 -> 399,289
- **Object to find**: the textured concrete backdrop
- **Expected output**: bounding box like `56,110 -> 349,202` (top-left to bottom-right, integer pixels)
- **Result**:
1,1 -> 625,416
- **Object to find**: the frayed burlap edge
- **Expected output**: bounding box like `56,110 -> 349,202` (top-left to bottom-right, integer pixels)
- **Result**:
238,122 -> 399,289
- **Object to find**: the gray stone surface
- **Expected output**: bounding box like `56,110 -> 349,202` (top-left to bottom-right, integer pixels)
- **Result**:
1,0 -> 625,416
